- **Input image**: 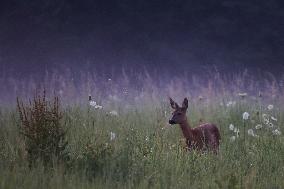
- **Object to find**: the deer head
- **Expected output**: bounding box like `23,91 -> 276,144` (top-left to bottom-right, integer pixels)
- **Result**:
169,97 -> 188,125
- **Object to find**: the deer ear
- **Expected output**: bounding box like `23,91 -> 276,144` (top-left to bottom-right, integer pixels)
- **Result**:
169,97 -> 179,109
182,98 -> 188,109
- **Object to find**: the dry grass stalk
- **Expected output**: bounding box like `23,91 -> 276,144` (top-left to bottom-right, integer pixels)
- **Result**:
17,90 -> 67,167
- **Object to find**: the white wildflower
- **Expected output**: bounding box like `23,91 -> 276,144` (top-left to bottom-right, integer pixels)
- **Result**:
263,119 -> 270,125
94,105 -> 103,109
247,129 -> 255,136
271,116 -> 277,122
272,129 -> 281,136
89,100 -> 103,109
229,124 -> 235,131
109,110 -> 118,116
255,124 -> 263,129
242,112 -> 250,120
145,136 -> 149,141
110,132 -> 116,141
238,93 -> 247,98
89,100 -> 97,107
226,101 -> 236,107
267,104 -> 274,110
262,114 -> 269,120
108,78 -> 112,81
123,88 -> 128,95
230,136 -> 236,142
234,128 -> 240,137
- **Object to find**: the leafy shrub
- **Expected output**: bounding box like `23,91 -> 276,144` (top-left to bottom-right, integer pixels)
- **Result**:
17,91 -> 68,167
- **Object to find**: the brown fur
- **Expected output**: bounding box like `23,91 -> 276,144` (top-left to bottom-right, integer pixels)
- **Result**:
169,97 -> 221,153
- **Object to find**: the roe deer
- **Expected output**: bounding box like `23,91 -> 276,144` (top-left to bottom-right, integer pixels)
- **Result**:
169,97 -> 220,153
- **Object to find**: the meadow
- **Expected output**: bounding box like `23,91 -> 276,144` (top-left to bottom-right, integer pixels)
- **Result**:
1,69 -> 284,189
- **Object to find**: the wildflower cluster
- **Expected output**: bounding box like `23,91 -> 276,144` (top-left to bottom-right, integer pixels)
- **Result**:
228,124 -> 240,142
88,96 -> 119,116
260,105 -> 281,135
89,100 -> 103,109
226,101 -> 236,107
228,103 -> 282,142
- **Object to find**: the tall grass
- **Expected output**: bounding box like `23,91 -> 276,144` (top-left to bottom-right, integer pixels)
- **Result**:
1,70 -> 284,188
1,69 -> 284,107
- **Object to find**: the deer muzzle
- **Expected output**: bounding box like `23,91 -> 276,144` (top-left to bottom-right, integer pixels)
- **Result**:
169,119 -> 176,124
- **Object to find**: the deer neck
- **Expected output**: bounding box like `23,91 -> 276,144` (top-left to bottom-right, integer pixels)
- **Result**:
179,118 -> 193,140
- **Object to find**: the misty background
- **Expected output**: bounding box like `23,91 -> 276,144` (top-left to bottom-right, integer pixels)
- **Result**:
0,0 -> 283,78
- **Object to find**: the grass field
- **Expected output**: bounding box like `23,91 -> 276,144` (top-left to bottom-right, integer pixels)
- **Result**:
1,71 -> 284,189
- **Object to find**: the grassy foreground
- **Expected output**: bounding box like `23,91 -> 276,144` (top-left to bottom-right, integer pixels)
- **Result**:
1,94 -> 284,189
